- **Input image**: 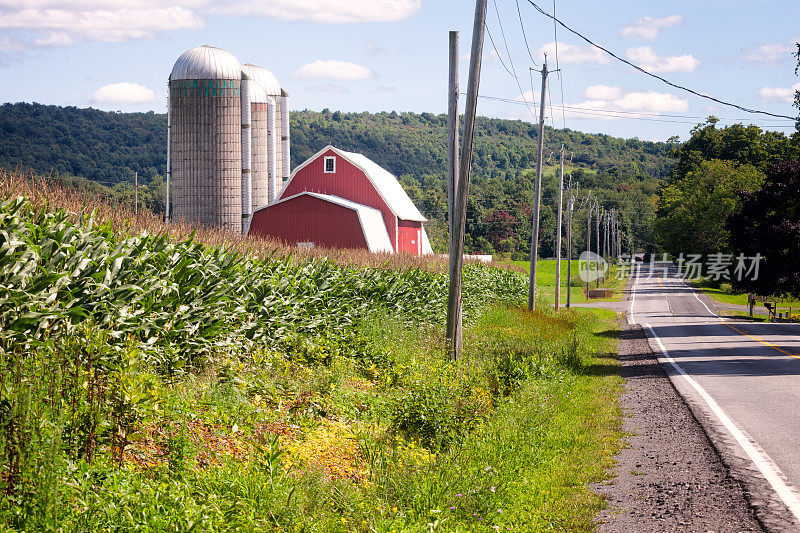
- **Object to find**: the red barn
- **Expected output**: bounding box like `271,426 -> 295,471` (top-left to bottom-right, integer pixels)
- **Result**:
248,145 -> 433,255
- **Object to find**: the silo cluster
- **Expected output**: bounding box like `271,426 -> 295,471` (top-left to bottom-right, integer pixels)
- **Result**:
167,45 -> 290,234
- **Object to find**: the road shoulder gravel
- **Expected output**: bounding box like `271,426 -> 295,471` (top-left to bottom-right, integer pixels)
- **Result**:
594,319 -> 764,532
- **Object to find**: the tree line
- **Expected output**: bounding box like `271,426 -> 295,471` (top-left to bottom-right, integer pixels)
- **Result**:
652,44 -> 800,297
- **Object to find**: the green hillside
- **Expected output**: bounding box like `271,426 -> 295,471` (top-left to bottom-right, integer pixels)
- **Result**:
0,102 -> 673,255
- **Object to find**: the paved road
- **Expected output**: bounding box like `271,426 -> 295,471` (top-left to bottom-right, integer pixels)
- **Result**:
629,263 -> 800,529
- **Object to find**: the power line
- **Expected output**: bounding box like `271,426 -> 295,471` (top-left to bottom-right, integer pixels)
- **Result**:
468,92 -> 797,126
522,0 -> 797,121
487,1 -> 539,121
546,70 -> 557,130
484,21 -> 520,79
515,0 -> 539,67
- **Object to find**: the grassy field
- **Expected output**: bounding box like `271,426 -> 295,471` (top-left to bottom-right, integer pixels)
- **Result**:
0,170 -> 624,531
499,259 -> 627,305
691,280 -> 800,313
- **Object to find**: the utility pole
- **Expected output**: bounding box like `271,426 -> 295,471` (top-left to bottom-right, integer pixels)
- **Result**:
586,191 -> 591,298
612,210 -> 617,258
566,176 -> 575,309
603,209 -> 608,283
595,202 -> 601,288
446,30 -> 462,356
134,171 -> 138,215
448,31 -> 459,242
447,0 -> 486,359
528,57 -> 549,311
554,144 -> 564,310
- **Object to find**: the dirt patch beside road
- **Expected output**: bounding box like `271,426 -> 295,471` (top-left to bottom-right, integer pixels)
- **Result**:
595,322 -> 763,532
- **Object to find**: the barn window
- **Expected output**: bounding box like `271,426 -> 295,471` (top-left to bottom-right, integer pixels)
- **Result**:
324,156 -> 336,173
297,242 -> 315,250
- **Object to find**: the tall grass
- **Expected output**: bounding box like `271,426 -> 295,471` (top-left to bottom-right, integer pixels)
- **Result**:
0,168 -> 471,272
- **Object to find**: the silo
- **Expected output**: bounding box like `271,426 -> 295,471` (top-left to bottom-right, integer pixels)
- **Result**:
280,88 -> 291,188
241,64 -> 284,203
169,45 -> 243,233
245,76 -> 272,210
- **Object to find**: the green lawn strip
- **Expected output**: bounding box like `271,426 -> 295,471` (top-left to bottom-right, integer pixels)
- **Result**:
500,259 -> 626,304
690,280 -> 800,314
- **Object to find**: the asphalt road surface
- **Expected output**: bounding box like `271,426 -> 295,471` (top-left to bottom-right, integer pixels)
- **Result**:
629,262 -> 800,530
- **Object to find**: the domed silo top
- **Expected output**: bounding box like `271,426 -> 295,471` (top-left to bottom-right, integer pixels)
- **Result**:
242,63 -> 281,96
243,72 -> 271,103
170,45 -> 242,81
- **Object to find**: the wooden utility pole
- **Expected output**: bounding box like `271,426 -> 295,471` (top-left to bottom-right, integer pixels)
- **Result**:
554,143 -> 564,310
566,176 -> 574,309
602,209 -> 608,283
528,57 -> 549,311
134,171 -> 138,215
586,191 -> 591,298
595,202 -> 601,288
448,31 -> 460,241
446,30 -> 462,356
446,0 -> 486,359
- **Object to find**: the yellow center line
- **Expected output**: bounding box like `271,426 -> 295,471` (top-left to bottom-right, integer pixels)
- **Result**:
724,323 -> 800,359
657,274 -> 800,358
657,275 -> 675,315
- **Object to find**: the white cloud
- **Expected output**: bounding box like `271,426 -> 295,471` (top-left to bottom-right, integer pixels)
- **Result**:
209,0 -> 421,23
0,7 -> 203,44
626,46 -> 699,72
515,85 -> 689,121
614,91 -> 689,113
34,32 -> 73,47
0,0 -> 418,49
539,41 -> 609,64
584,84 -> 622,100
757,83 -> 800,103
621,15 -> 685,41
293,60 -> 375,80
0,35 -> 27,51
91,82 -> 155,104
742,42 -> 794,66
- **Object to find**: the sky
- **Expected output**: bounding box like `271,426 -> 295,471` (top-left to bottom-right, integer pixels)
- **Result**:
0,0 -> 798,142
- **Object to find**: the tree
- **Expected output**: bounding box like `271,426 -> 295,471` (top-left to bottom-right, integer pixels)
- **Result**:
795,43 -> 800,130
655,159 -> 764,256
728,160 -> 800,298
483,210 -> 518,253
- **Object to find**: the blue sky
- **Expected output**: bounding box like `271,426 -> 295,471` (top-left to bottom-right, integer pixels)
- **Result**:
0,0 -> 798,142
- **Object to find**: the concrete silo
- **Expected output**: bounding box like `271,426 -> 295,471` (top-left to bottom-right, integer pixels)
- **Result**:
241,64 -> 288,203
168,45 -> 243,233
241,64 -> 278,209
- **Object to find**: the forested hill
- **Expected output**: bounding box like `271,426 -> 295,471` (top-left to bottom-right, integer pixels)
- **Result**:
0,102 -> 674,255
0,102 -> 672,185
291,109 -> 673,180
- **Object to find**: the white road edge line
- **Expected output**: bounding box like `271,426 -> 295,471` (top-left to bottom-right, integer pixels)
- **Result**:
627,265 -> 638,325
644,322 -> 800,524
677,275 -> 722,320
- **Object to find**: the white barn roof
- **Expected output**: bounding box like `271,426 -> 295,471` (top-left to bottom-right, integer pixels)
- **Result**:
282,145 -> 427,223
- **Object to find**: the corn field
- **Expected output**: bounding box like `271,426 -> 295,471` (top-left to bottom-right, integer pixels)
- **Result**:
0,174 -> 529,513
